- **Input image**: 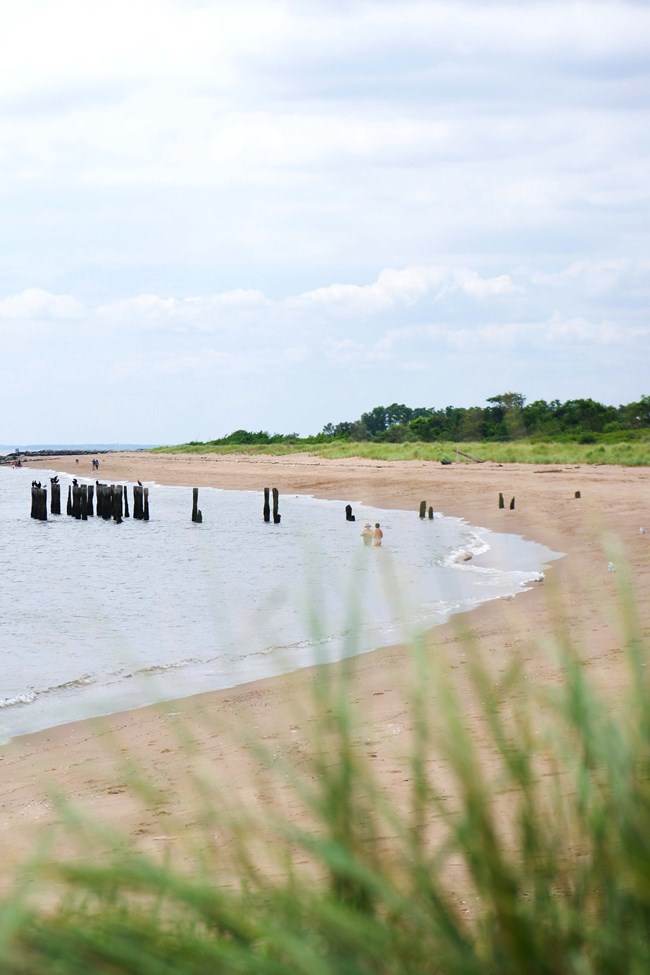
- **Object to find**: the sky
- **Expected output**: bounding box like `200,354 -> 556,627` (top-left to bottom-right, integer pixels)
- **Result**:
1,0 -> 649,444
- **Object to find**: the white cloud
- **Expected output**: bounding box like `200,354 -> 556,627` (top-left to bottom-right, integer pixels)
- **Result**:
0,288 -> 84,319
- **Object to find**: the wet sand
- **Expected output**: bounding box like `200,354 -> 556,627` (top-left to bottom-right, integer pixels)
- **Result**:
2,452 -> 649,892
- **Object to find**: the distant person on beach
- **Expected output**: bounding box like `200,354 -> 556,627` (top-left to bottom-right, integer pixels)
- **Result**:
361,523 -> 373,546
372,522 -> 383,546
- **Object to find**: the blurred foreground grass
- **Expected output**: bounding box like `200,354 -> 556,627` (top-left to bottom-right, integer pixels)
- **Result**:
3,573 -> 650,974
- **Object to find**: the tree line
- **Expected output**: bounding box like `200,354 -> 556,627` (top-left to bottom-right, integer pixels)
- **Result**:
189,393 -> 650,447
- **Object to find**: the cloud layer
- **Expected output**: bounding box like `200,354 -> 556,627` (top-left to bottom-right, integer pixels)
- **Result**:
0,1 -> 648,441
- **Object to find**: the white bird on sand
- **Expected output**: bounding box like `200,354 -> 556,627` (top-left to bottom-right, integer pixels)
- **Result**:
641,527 -> 647,535
608,562 -> 616,572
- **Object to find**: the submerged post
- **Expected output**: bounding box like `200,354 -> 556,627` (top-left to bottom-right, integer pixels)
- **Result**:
428,506 -> 434,520
143,487 -> 149,521
66,485 -> 72,516
50,478 -> 61,515
272,487 -> 281,524
113,484 -> 124,523
133,484 -> 144,520
30,483 -> 47,520
263,487 -> 271,523
419,500 -> 426,519
80,483 -> 88,521
123,485 -> 129,518
345,504 -> 355,522
87,483 -> 94,517
192,487 -> 203,523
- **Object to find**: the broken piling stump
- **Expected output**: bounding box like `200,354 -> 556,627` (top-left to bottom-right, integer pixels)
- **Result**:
30,483 -> 47,520
263,487 -> 271,523
428,506 -> 434,520
509,497 -> 515,510
192,488 -> 203,523
133,484 -> 144,520
345,504 -> 355,522
272,487 -> 281,524
499,493 -> 505,509
419,500 -> 426,519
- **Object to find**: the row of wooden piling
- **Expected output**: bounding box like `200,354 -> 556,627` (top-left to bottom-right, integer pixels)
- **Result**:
30,479 -> 149,523
32,481 -> 584,526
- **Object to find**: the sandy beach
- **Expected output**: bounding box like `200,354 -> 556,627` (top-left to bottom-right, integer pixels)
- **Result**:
2,452 -> 649,893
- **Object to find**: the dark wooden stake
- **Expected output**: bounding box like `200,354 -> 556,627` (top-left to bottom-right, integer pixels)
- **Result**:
50,478 -> 61,515
499,493 -> 505,509
143,487 -> 149,521
66,485 -> 72,515
133,485 -> 144,520
345,504 -> 355,522
30,484 -> 47,520
428,506 -> 434,519
113,484 -> 124,523
80,483 -> 88,520
575,490 -> 581,499
87,484 -> 94,517
123,485 -> 129,518
263,487 -> 271,523
272,487 -> 281,524
192,487 -> 203,523
509,497 -> 515,510
419,500 -> 426,519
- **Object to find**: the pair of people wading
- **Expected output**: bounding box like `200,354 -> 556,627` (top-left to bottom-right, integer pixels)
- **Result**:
361,522 -> 383,547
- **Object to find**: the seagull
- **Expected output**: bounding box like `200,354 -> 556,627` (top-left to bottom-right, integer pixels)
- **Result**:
608,562 -> 616,573
137,480 -> 142,486
641,527 -> 647,535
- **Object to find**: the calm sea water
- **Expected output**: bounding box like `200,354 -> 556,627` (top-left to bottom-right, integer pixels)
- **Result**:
0,466 -> 562,741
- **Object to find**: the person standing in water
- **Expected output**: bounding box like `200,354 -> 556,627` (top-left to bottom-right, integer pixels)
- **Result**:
361,523 -> 373,546
372,522 -> 383,546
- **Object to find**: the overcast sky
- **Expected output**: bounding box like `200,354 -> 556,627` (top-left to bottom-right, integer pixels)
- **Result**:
2,0 -> 649,444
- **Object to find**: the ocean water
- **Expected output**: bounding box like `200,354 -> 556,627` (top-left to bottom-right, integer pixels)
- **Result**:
0,466 -> 562,741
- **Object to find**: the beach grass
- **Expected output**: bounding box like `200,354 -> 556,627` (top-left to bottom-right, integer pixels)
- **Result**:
3,577 -> 650,973
152,438 -> 650,466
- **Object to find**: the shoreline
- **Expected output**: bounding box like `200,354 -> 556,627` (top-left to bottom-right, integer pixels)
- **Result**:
1,452 -> 649,889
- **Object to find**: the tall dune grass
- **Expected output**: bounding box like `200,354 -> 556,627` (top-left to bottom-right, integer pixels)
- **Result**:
154,439 -> 650,466
3,575 -> 650,973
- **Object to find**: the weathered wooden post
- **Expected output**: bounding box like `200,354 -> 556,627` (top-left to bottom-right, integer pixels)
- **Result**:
498,492 -> 505,509
575,490 -> 581,499
143,487 -> 149,521
31,483 -> 47,520
123,485 -> 129,518
87,483 -> 94,517
50,478 -> 61,515
66,485 -> 72,515
133,484 -> 144,520
509,497 -> 515,510
419,500 -> 426,519
272,487 -> 281,524
113,484 -> 123,523
72,482 -> 82,519
80,483 -> 88,520
263,487 -> 271,523
428,506 -> 434,520
345,504 -> 355,522
192,488 -> 203,523
101,484 -> 113,520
